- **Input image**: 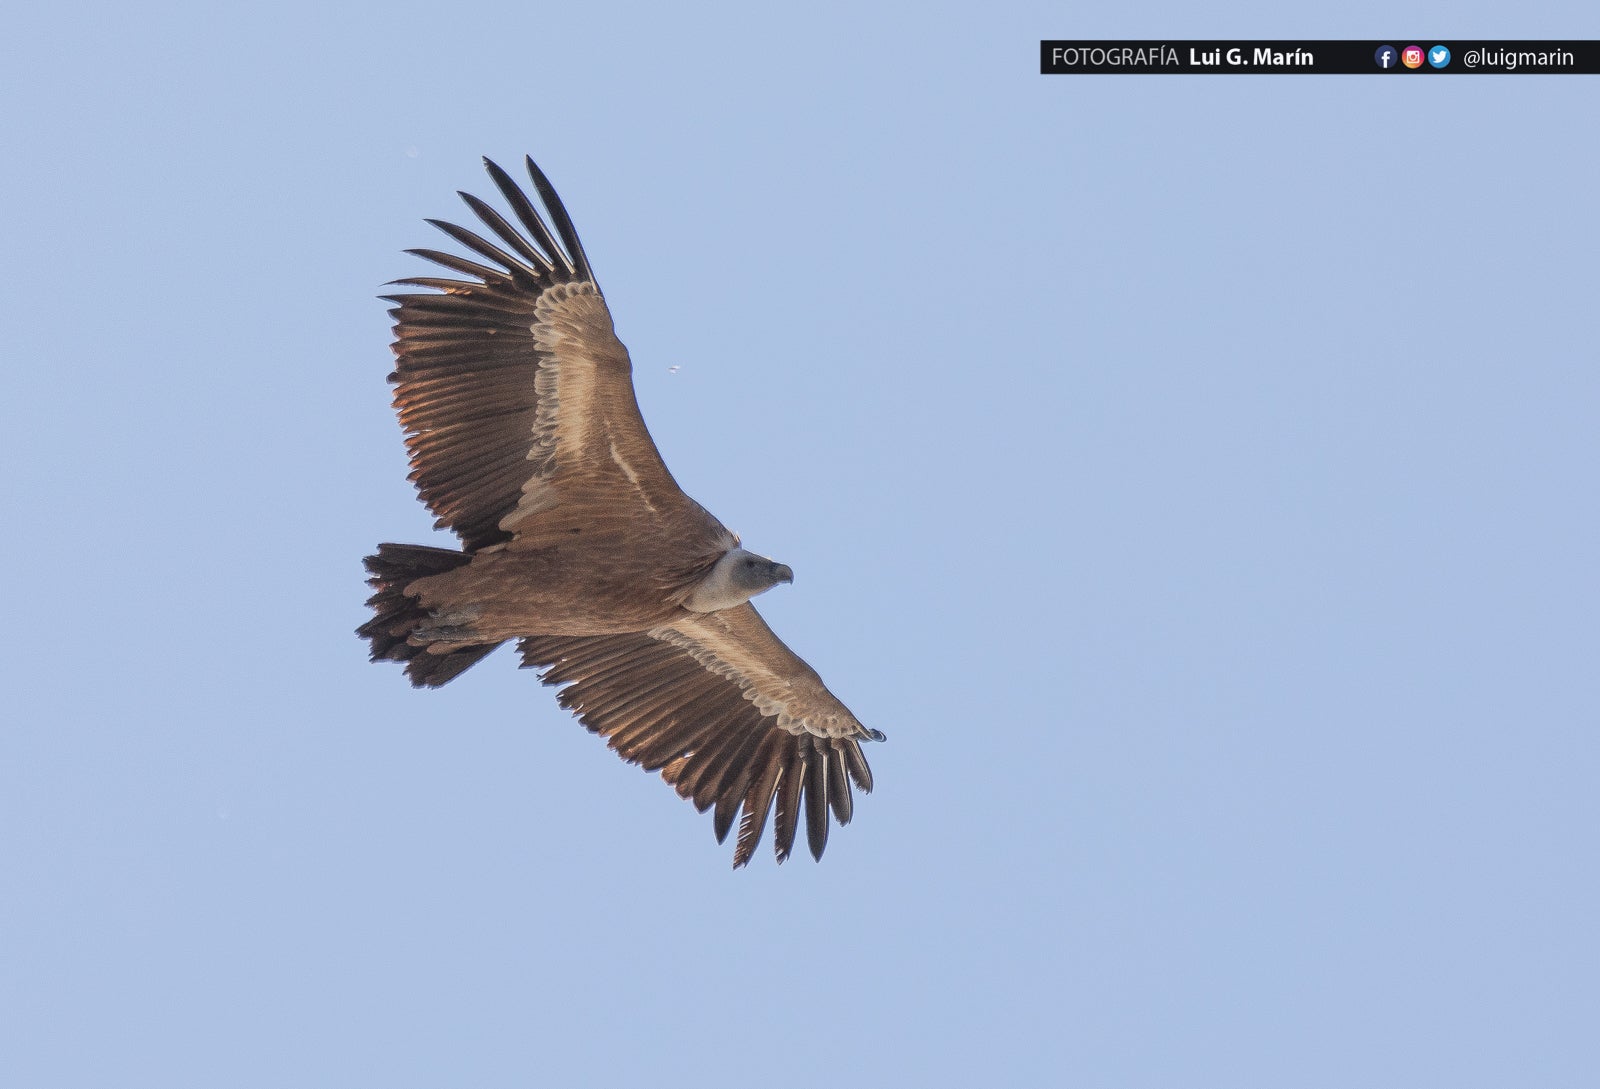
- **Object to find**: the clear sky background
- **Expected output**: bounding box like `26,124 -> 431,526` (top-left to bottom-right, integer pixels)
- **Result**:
3,4 -> 1596,1087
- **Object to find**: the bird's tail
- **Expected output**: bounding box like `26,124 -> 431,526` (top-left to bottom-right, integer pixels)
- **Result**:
358,543 -> 503,688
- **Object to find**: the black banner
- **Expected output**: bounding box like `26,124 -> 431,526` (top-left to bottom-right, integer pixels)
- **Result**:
1039,41 -> 1600,75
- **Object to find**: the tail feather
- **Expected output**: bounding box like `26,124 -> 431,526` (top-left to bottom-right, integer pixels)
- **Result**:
359,543 -> 502,688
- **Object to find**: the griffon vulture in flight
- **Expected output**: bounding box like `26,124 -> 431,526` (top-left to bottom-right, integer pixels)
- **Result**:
359,156 -> 882,867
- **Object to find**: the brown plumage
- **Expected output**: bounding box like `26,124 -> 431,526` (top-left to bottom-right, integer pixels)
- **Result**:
359,156 -> 883,867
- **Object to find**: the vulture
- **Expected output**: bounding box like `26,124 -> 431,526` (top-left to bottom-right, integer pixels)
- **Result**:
358,156 -> 883,867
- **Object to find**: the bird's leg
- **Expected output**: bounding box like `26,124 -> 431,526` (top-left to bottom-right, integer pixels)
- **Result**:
411,605 -> 484,645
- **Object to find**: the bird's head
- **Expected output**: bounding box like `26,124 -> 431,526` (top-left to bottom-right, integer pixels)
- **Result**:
684,547 -> 793,612
730,550 -> 794,594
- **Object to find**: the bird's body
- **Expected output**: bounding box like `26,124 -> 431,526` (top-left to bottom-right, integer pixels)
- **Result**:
359,157 -> 881,866
406,534 -> 725,640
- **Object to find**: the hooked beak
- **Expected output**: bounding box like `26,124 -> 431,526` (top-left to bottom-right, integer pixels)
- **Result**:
773,563 -> 794,584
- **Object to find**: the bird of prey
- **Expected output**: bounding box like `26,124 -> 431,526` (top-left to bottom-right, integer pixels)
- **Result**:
359,156 -> 883,867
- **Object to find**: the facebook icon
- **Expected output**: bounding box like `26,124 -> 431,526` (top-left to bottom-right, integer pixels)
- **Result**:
1375,44 -> 1398,69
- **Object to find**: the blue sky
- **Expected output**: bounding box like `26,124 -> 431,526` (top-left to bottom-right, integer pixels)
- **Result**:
3,4 -> 1597,1087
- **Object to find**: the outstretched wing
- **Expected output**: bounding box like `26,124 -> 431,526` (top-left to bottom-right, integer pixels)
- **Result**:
386,157 -> 698,551
519,604 -> 883,867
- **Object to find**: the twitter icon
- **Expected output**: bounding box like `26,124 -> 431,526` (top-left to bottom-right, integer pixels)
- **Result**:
1429,45 -> 1451,68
